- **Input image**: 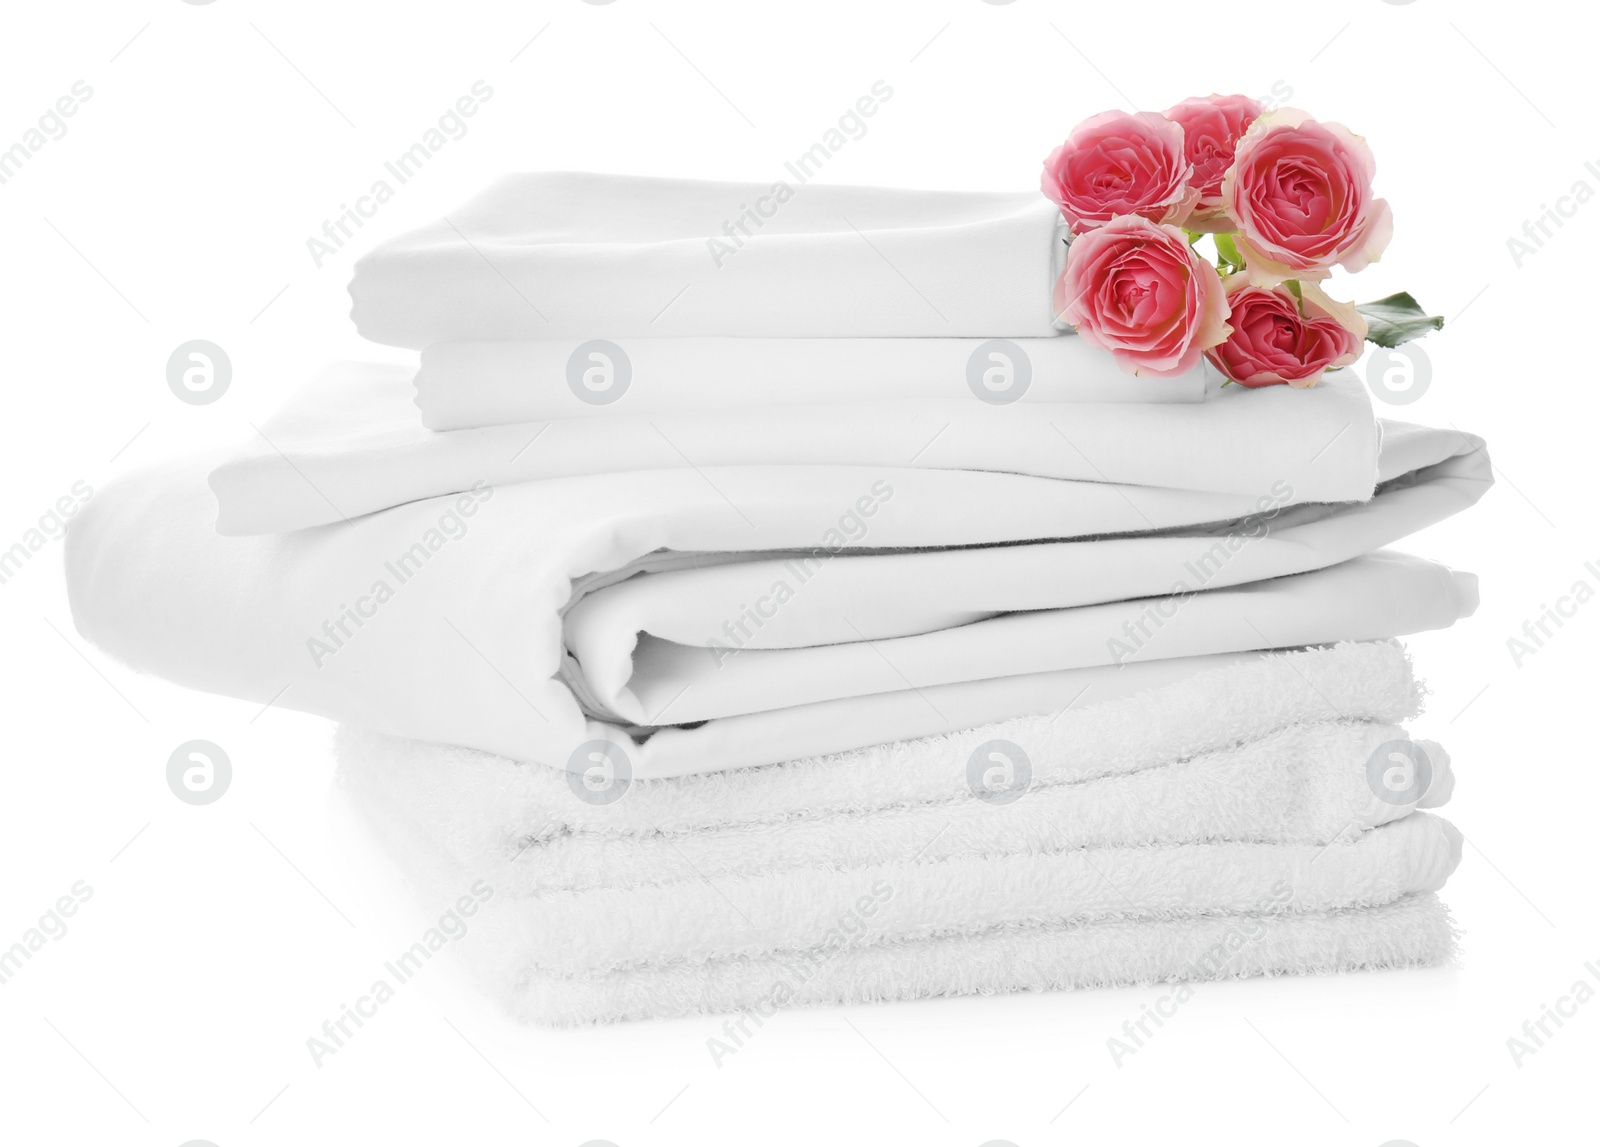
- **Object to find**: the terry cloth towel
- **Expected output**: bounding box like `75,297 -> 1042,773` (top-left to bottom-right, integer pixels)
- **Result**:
411,337 -> 1209,431
338,641 -> 1433,855
339,707 -> 1462,1024
69,401 -> 1484,774
331,642 -> 1433,878
337,713 -> 1454,896
506,893 -> 1459,1026
210,362 -> 1387,535
348,173 -> 1067,347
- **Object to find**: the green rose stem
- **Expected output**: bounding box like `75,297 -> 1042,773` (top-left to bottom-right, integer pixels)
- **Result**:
1213,231 -> 1246,276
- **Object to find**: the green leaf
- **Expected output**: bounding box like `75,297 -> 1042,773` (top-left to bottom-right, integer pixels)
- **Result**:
1356,291 -> 1444,348
1284,279 -> 1303,310
1183,228 -> 1203,248
1213,231 -> 1244,272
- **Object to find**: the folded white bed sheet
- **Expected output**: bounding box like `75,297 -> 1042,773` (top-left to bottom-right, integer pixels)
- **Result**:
413,336 -> 1208,431
348,173 -> 1067,347
69,409 -> 1484,773
209,362 -> 1384,535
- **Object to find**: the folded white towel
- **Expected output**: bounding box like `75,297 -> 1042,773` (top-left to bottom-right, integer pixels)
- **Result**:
412,337 -> 1208,431
210,361 -> 1387,535
330,641 -> 1430,860
342,724 -> 1460,1022
348,173 -> 1066,347
337,718 -> 1452,895
336,637 -> 1462,1022
484,813 -> 1461,973
510,893 -> 1457,1026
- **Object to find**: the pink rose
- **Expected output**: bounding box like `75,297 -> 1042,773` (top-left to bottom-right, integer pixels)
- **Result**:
1041,110 -> 1199,233
1222,108 -> 1393,286
1204,276 -> 1367,388
1055,215 -> 1231,378
1164,93 -> 1264,229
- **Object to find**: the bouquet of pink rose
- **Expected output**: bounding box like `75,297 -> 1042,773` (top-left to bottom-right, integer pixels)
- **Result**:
1042,96 -> 1441,387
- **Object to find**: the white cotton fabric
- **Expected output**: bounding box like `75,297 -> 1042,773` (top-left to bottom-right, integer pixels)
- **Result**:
337,706 -> 1453,895
333,643 -> 1462,1023
502,894 -> 1459,1026
208,362 -> 1384,535
336,641 -> 1433,852
340,695 -> 1462,1023
368,805 -> 1460,975
348,173 -> 1067,348
69,398 -> 1485,773
412,336 -> 1207,431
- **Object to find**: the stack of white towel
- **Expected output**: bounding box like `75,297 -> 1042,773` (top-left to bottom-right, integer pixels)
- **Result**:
66,174 -> 1490,1024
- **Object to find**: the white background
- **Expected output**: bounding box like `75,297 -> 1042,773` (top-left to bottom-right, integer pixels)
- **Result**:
1,1 -> 1595,1144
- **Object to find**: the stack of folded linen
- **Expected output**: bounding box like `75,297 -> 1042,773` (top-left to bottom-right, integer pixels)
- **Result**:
66,174 -> 1490,1025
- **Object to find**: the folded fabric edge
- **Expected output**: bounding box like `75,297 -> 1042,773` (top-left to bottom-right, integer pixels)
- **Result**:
505,893 -> 1459,1027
